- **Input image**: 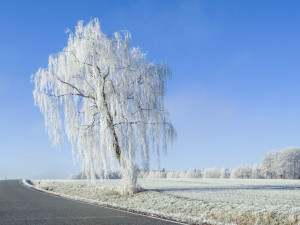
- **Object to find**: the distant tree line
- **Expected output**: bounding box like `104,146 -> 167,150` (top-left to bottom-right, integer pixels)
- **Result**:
260,146 -> 300,179
69,170 -> 122,180
69,146 -> 300,180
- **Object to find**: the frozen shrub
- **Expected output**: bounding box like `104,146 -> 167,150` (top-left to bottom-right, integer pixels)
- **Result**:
187,169 -> 202,178
166,171 -> 181,178
69,170 -> 121,179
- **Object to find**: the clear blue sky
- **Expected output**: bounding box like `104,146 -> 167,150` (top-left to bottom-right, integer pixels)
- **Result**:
1,0 -> 300,179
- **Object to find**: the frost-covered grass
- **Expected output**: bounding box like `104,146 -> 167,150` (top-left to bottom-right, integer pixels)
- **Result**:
24,178 -> 300,225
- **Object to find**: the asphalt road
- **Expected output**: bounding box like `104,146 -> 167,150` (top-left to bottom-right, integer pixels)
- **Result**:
0,180 -> 181,225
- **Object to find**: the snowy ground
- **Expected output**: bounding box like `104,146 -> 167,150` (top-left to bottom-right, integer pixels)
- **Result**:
23,178 -> 300,225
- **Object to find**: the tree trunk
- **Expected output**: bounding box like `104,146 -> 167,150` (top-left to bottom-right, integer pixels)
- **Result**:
101,79 -> 122,165
100,78 -> 139,195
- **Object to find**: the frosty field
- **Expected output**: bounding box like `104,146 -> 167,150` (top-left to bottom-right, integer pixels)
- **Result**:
25,178 -> 300,225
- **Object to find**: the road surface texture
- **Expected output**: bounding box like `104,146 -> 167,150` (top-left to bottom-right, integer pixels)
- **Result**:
0,180 -> 181,225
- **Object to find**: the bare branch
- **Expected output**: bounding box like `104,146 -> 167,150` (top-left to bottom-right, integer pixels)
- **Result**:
55,76 -> 95,100
113,121 -> 167,127
47,92 -> 86,98
103,66 -> 110,79
68,51 -> 94,67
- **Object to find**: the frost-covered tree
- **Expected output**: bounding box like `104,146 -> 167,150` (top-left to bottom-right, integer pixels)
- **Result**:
277,147 -> 300,179
258,147 -> 300,179
166,170 -> 181,178
220,168 -> 230,178
187,169 -> 202,178
32,19 -> 176,194
69,170 -> 121,180
251,164 -> 261,179
230,165 -> 252,179
146,170 -> 167,178
203,168 -> 220,178
260,151 -> 278,179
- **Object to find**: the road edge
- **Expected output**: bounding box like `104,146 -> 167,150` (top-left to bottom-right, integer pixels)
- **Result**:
21,179 -> 198,225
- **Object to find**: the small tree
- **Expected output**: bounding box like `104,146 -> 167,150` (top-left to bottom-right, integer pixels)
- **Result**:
32,19 -> 176,194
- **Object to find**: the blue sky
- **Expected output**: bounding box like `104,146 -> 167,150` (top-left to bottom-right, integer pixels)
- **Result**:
1,0 -> 300,179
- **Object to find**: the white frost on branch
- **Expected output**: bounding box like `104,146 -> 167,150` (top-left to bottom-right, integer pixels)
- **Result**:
32,19 -> 176,194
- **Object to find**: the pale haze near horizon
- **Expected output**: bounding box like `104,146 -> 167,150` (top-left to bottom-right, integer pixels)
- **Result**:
1,0 -> 300,179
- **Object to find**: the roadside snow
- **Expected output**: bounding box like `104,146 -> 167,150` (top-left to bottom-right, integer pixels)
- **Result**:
23,178 -> 300,225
